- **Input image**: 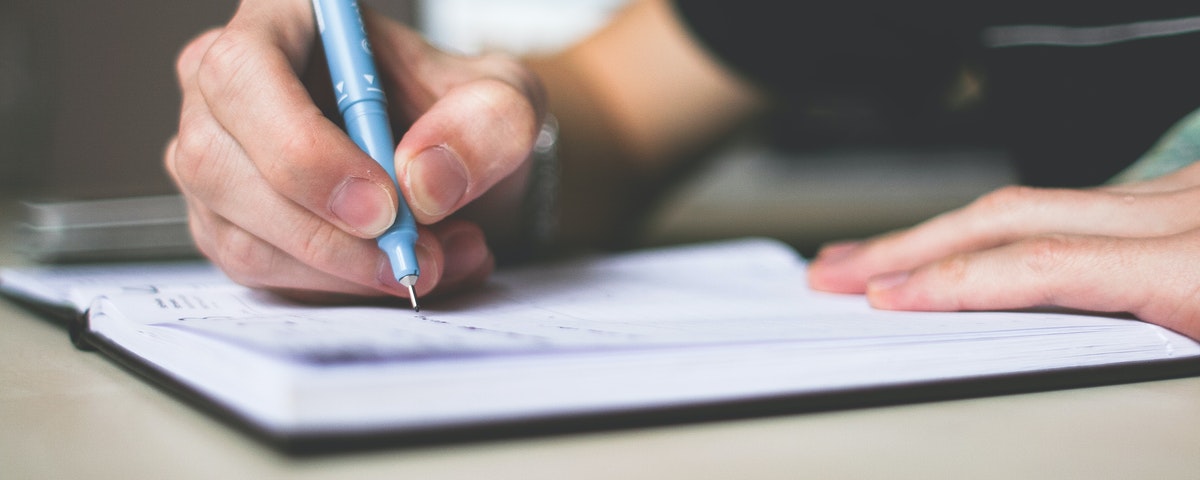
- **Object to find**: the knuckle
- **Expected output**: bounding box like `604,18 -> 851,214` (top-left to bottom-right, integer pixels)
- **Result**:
170,121 -> 225,184
185,211 -> 218,261
477,52 -> 546,109
1017,234 -> 1077,278
463,78 -> 542,161
175,28 -> 223,81
969,185 -> 1040,214
162,137 -> 180,179
265,118 -> 324,175
294,219 -> 351,272
213,227 -> 278,288
195,31 -> 255,103
931,253 -> 972,285
469,77 -> 539,126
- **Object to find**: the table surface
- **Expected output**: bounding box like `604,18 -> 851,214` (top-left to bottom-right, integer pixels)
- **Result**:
2,200 -> 1199,480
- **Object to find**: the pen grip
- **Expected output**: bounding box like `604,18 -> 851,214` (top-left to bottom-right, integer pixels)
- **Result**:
344,100 -> 420,280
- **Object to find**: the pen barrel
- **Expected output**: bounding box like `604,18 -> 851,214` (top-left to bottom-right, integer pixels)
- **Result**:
378,226 -> 420,280
345,100 -> 420,279
314,0 -> 420,283
312,0 -> 386,109
342,100 -> 398,181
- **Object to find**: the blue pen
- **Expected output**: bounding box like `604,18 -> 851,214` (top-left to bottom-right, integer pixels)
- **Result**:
312,0 -> 421,310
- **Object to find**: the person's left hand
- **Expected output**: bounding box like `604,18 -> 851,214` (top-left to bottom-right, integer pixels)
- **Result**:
807,161 -> 1200,341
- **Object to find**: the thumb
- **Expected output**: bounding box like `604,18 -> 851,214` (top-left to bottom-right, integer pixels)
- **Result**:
362,10 -> 545,223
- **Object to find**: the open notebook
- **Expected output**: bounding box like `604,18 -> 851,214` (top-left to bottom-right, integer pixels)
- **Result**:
3,237 -> 1199,452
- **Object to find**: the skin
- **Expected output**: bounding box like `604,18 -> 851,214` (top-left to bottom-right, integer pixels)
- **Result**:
166,0 -> 760,301
808,163 -> 1200,340
166,0 -> 546,301
167,0 -> 1200,340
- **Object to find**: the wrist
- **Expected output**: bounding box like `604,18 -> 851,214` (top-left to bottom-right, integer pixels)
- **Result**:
468,114 -> 560,265
511,113 -> 561,263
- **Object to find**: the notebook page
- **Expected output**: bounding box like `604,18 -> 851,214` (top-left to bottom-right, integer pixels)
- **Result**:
0,261 -> 223,312
85,237 -> 1200,432
90,237 -> 1198,364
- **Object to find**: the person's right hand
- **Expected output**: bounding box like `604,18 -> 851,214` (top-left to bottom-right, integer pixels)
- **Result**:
164,0 -> 547,303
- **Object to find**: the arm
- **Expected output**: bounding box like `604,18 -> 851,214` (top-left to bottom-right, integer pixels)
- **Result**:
165,0 -> 762,300
808,114 -> 1200,340
167,0 -> 544,301
525,0 -> 765,248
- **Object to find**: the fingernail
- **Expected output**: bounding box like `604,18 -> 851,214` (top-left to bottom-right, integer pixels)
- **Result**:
331,177 -> 396,237
868,271 -> 910,292
407,146 -> 468,219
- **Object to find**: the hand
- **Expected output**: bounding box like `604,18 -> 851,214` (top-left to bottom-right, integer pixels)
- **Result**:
165,0 -> 545,302
808,162 -> 1200,340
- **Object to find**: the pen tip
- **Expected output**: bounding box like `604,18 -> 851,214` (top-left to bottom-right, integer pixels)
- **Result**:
406,284 -> 420,312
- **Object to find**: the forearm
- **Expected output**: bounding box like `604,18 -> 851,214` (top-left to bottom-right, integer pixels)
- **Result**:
522,55 -> 645,249
524,0 -> 766,250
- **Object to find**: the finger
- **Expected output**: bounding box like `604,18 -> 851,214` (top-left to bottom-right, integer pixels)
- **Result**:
169,18 -> 435,297
363,11 -> 546,134
175,29 -> 223,89
364,12 -> 546,223
196,1 -> 400,238
185,192 -> 490,301
168,138 -> 397,298
397,81 -> 542,223
169,76 -> 470,301
808,185 -> 1200,293
865,231 -> 1200,340
225,221 -> 493,304
168,82 -> 425,300
426,220 -> 495,293
1100,161 -> 1200,194
191,209 -> 389,297
171,126 -> 468,301
185,186 -> 452,300
172,116 -> 419,298
170,29 -> 229,190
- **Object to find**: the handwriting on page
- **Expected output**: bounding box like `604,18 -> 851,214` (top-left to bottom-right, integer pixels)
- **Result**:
92,238 -> 1190,372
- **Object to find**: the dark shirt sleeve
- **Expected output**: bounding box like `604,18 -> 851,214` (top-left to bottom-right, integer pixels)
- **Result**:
671,1 -> 1200,187
671,1 -> 982,150
671,1 -> 978,104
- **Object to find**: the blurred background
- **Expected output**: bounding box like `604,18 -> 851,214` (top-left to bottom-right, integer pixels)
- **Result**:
0,0 -> 408,198
0,0 -> 631,198
0,0 -> 1014,257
